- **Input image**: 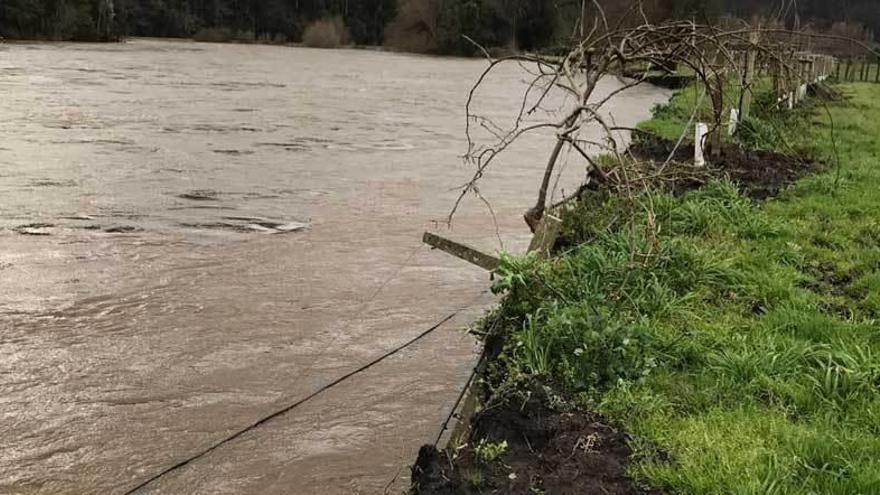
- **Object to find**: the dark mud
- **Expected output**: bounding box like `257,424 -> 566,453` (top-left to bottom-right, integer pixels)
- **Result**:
808,82 -> 845,102
620,70 -> 693,90
412,399 -> 660,495
800,261 -> 872,319
630,134 -> 823,200
643,74 -> 693,90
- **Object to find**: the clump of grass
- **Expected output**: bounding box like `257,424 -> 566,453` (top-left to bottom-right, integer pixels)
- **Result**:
483,83 -> 880,494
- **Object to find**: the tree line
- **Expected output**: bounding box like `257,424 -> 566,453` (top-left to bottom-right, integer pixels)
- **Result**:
1,0 -> 876,55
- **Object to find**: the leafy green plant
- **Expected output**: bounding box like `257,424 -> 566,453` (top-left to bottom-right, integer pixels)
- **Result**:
474,439 -> 509,464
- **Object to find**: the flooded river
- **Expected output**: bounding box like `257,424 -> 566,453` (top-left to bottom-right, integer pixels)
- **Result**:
0,39 -> 669,493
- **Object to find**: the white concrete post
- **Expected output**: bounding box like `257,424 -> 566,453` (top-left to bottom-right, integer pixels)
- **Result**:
728,109 -> 739,136
695,123 -> 708,167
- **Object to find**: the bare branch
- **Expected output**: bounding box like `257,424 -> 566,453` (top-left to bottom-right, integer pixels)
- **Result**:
447,11 -> 857,233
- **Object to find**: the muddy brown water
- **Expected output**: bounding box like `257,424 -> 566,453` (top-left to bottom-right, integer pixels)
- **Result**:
0,39 -> 669,494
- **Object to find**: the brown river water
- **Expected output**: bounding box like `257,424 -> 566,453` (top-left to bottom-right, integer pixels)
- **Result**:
0,39 -> 669,494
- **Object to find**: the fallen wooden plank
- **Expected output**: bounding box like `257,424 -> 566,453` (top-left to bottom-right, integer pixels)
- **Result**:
422,232 -> 499,271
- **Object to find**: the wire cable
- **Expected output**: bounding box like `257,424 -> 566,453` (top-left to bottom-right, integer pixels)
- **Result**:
124,311 -> 461,494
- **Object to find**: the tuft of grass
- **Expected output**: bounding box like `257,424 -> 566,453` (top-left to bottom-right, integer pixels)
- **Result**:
484,83 -> 880,494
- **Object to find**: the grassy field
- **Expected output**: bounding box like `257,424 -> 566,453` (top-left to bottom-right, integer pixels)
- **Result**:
485,83 -> 880,494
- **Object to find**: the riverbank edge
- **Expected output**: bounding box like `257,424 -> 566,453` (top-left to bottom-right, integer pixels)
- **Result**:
410,81 -> 880,493
409,86 -> 691,494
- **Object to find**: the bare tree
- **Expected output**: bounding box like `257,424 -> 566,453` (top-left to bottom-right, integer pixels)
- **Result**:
445,0 -> 880,234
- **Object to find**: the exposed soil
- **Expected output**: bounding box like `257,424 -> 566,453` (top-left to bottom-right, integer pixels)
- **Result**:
801,261 -> 860,295
630,134 -> 823,200
620,70 -> 693,90
808,82 -> 845,102
412,398 -> 661,495
799,261 -> 872,320
643,74 -> 693,90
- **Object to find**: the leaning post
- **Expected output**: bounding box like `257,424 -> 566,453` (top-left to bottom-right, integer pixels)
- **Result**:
740,30 -> 759,120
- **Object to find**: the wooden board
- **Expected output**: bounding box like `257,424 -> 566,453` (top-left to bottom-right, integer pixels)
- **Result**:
422,232 -> 499,271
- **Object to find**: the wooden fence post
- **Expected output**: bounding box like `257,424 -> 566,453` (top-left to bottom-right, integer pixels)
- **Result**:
740,31 -> 758,120
797,59 -> 808,102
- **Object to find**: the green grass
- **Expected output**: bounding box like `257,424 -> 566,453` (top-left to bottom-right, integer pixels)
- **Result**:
838,62 -> 880,84
485,83 -> 880,494
637,76 -> 804,152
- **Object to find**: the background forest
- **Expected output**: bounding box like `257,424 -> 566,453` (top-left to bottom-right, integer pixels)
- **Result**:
1,0 -> 877,55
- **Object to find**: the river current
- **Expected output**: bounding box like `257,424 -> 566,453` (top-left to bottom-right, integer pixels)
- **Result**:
0,39 -> 668,493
